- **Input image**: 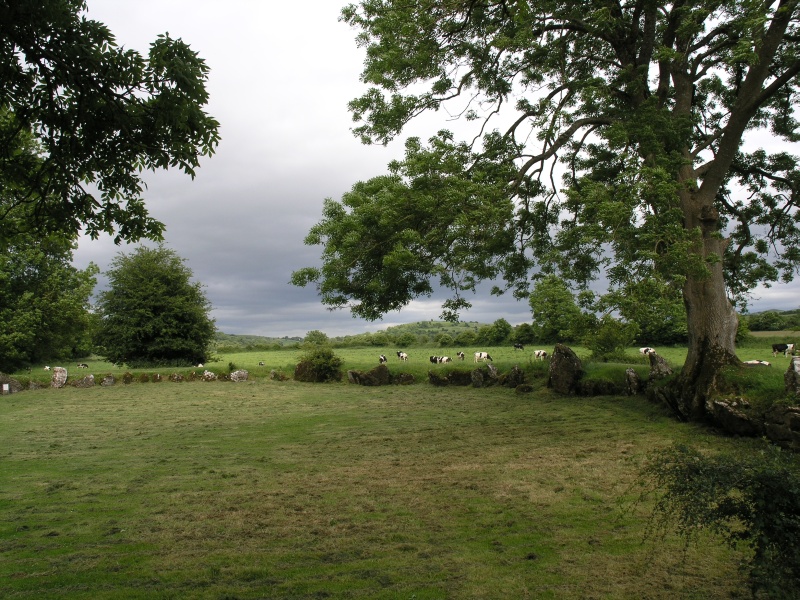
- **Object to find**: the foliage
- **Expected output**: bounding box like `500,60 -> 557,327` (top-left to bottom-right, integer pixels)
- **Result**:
302,330 -> 330,347
748,311 -> 786,331
637,443 -> 800,599
510,323 -> 536,345
528,275 -> 590,343
95,245 -> 215,367
294,345 -> 343,383
0,0 -> 219,247
586,315 -> 639,362
294,0 -> 800,414
0,231 -> 97,371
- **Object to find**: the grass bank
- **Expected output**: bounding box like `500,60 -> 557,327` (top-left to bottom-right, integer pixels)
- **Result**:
0,378 -> 752,599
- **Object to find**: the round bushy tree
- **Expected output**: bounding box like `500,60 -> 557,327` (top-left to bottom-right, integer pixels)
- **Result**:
96,245 -> 215,367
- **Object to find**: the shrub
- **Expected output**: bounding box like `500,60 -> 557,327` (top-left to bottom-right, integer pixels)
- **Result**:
635,442 -> 800,599
294,346 -> 343,383
586,315 -> 638,362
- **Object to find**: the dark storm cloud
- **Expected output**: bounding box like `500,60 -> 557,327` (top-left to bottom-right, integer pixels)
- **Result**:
70,0 -> 800,339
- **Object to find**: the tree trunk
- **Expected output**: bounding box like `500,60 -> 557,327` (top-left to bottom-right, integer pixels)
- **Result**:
666,193 -> 739,421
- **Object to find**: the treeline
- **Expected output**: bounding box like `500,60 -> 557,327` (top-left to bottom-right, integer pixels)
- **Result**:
745,310 -> 800,332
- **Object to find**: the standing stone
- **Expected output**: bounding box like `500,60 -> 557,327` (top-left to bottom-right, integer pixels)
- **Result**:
547,344 -> 584,395
785,356 -> 800,400
230,369 -> 249,382
51,367 -> 68,388
0,373 -> 23,393
74,374 -> 95,388
101,374 -> 116,387
625,368 -> 641,396
648,352 -> 673,382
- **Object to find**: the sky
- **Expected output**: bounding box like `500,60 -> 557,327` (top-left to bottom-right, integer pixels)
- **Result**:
70,0 -> 800,339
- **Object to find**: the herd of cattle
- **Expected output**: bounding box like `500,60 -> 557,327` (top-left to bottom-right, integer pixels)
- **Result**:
39,342 -> 796,373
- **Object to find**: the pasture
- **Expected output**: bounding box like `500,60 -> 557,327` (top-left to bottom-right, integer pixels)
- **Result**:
1,343 -> 781,598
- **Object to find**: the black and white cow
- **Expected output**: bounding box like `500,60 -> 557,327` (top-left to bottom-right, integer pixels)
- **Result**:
456,351 -> 465,360
513,343 -> 524,351
474,351 -> 493,363
430,356 -> 453,364
397,351 -> 409,361
533,350 -> 548,360
379,354 -> 387,364
639,347 -> 656,355
743,359 -> 772,367
258,361 -> 265,366
772,343 -> 795,357
77,363 -> 89,368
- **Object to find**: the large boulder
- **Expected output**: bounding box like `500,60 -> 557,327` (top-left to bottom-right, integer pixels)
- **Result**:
348,364 -> 391,386
230,369 -> 249,382
625,368 -> 642,396
785,356 -> 800,400
73,374 -> 95,388
648,352 -> 673,382
764,405 -> 800,450
51,367 -> 68,388
0,373 -> 23,394
547,344 -> 584,395
500,365 -> 526,388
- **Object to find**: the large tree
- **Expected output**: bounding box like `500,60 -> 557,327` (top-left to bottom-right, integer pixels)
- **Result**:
0,231 -> 97,371
293,0 -> 800,420
95,245 -> 215,367
0,0 -> 220,247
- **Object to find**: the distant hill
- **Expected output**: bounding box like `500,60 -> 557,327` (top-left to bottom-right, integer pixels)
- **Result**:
213,332 -> 301,350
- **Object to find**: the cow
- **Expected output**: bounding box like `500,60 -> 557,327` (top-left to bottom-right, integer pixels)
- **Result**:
77,363 -> 89,369
429,356 -> 439,364
258,361 -> 265,366
772,343 -> 795,357
43,366 -> 51,371
513,343 -> 524,351
743,360 -> 772,367
439,356 -> 452,363
533,350 -> 548,360
639,347 -> 656,355
379,354 -> 387,364
474,351 -> 492,363
396,351 -> 409,361
456,351 -> 465,360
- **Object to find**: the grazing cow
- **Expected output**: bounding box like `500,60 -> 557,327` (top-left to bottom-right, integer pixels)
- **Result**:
772,343 -> 795,357
429,355 -> 439,364
196,363 -> 204,368
743,360 -> 772,367
77,363 -> 89,369
379,354 -> 387,364
533,350 -> 548,360
43,366 -> 51,371
474,351 -> 493,363
513,343 -> 524,351
456,351 -> 465,360
439,356 -> 452,363
258,361 -> 265,366
639,347 -> 656,355
396,351 -> 409,361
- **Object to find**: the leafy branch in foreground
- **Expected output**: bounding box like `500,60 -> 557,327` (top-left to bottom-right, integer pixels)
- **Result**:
634,443 -> 800,599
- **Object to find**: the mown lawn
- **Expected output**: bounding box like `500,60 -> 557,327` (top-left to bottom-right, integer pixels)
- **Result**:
0,374 -> 755,599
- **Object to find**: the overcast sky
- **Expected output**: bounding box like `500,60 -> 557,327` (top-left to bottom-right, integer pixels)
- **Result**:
70,1 -> 800,338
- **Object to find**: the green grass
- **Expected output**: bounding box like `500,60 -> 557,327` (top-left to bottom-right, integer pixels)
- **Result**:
0,366 -> 757,599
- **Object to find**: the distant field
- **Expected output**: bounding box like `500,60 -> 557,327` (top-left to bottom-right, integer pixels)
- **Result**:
1,373 -> 752,598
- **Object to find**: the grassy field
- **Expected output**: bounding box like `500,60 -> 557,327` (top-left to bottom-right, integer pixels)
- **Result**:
0,346 -> 767,599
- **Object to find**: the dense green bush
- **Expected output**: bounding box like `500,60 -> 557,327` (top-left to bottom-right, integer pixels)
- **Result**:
636,443 -> 800,599
294,346 -> 343,383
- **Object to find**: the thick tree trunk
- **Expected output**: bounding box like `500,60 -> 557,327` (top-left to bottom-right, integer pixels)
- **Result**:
666,192 -> 739,421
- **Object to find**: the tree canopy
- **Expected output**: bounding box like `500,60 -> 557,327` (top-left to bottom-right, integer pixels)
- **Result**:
0,231 -> 97,371
294,0 -> 800,419
95,245 -> 215,367
0,0 -> 220,247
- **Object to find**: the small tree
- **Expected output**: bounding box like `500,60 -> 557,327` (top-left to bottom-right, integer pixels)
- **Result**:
96,245 -> 215,367
586,315 -> 639,362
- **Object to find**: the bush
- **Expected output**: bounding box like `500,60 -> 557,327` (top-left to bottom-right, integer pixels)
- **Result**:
586,315 -> 638,362
635,442 -> 800,598
294,346 -> 343,383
